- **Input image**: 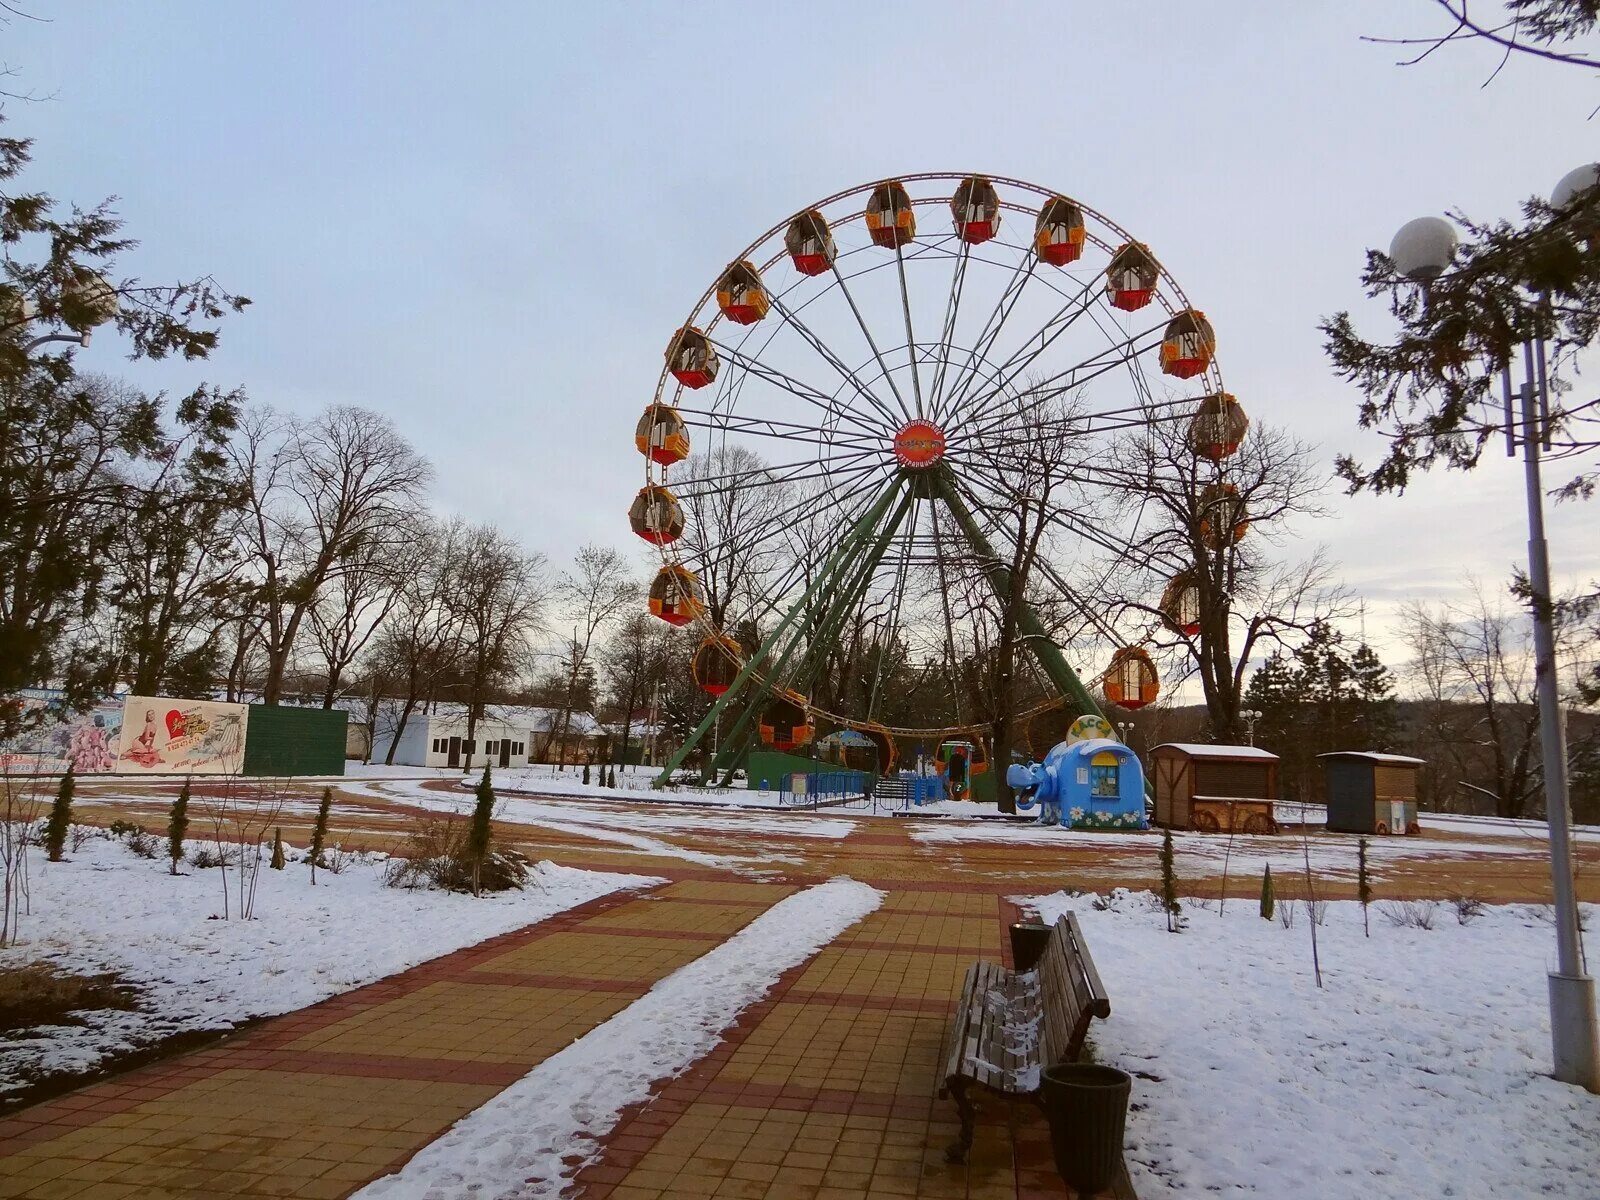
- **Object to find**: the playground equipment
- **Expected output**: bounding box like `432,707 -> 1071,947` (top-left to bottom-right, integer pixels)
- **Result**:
630,174 -> 1253,789
1006,738 -> 1147,830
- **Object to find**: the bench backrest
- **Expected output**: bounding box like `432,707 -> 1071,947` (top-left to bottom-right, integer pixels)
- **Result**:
1037,912 -> 1111,1066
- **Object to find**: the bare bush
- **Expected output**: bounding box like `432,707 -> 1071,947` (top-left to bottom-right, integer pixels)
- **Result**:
125,828 -> 160,859
382,817 -> 527,893
0,963 -> 137,1032
1276,889 -> 1298,929
1451,895 -> 1486,926
1306,898 -> 1329,927
67,825 -> 99,853
1380,900 -> 1439,930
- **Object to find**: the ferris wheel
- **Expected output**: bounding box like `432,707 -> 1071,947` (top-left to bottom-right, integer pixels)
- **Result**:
628,173 -> 1252,786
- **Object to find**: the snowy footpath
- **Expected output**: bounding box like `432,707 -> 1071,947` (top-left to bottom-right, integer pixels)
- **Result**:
357,877 -> 884,1200
0,837 -> 658,1100
1026,889 -> 1600,1198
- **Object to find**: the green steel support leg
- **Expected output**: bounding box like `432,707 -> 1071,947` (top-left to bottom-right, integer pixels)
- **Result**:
930,465 -> 1109,723
712,483 -> 919,787
653,476 -> 905,788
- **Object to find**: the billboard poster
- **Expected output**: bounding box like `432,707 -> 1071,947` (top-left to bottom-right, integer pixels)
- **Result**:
0,692 -> 124,775
116,696 -> 249,775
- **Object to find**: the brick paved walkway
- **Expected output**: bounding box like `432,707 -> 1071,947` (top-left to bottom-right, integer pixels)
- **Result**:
0,879 -> 794,1199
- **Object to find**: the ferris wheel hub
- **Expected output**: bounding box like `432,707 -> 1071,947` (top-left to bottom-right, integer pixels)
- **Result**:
892,419 -> 948,470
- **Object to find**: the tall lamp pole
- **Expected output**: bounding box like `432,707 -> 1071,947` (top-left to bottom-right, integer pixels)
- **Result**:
1388,164 -> 1600,1093
1240,709 -> 1261,747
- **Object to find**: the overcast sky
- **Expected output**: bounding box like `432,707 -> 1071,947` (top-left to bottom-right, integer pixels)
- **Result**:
8,1 -> 1596,679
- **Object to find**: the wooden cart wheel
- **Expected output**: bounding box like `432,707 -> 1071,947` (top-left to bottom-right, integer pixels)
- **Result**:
1242,812 -> 1276,836
1193,811 -> 1221,833
1406,821 -> 1421,835
1374,821 -> 1390,835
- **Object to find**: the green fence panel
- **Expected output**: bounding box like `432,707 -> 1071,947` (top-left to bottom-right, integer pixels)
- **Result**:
242,705 -> 347,777
745,749 -> 819,790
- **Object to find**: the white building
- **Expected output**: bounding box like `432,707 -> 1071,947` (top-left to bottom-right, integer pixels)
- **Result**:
376,705 -> 604,769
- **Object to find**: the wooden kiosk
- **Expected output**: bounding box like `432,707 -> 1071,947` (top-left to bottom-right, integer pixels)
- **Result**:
1151,743 -> 1280,834
1319,751 -> 1424,835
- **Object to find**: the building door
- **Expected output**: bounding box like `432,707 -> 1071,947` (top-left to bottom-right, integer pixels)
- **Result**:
499,739 -> 512,768
447,737 -> 461,768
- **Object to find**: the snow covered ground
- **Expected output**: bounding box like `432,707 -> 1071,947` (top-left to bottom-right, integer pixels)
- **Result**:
1025,889 -> 1600,1198
357,877 -> 884,1200
0,836 -> 658,1100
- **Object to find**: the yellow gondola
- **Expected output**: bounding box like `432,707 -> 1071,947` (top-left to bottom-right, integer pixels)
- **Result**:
692,634 -> 741,696
648,564 -> 705,627
1159,310 -> 1216,380
785,209 -> 836,275
634,403 -> 690,466
759,691 -> 814,752
716,260 -> 770,325
865,180 -> 915,249
628,485 -> 684,546
1105,242 -> 1159,311
951,175 -> 1000,245
1159,569 -> 1203,636
1104,646 -> 1160,710
1187,393 -> 1249,461
1035,196 -> 1086,266
666,325 -> 719,390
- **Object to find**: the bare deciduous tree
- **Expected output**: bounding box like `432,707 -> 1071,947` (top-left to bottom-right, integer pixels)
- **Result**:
230,405 -> 431,705
541,546 -> 638,765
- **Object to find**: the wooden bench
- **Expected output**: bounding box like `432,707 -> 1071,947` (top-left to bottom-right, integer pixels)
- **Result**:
939,912 -> 1111,1164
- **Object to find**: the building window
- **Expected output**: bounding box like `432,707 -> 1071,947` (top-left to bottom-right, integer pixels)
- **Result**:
1090,762 -> 1120,798
487,740 -> 497,754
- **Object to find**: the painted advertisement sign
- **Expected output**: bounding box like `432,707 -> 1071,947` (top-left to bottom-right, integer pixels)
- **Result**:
0,691 -> 125,775
116,696 -> 249,775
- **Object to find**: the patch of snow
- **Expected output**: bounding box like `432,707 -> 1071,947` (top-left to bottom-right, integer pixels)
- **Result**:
356,876 -> 884,1200
1022,889 -> 1600,1198
0,837 -> 659,1098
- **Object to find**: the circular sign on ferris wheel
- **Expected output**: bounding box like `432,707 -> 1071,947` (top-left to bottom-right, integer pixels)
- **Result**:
892,419 -> 947,469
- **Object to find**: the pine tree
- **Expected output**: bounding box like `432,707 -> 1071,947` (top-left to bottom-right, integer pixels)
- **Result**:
167,779 -> 190,875
1358,837 -> 1372,937
44,767 -> 74,862
467,764 -> 495,897
1259,864 -> 1275,922
308,786 -> 333,885
1159,826 -> 1181,933
270,827 -> 286,870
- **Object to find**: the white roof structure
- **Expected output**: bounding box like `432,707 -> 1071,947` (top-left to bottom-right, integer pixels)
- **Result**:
1317,751 -> 1425,765
1153,743 -> 1280,761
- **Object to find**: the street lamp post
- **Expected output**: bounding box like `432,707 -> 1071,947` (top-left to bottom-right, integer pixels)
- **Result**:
1389,166 -> 1600,1093
1240,709 -> 1261,747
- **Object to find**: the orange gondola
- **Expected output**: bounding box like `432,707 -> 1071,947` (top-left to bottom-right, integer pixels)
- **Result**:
1105,242 -> 1159,311
1187,393 -> 1250,461
859,722 -> 897,774
865,180 -> 915,249
648,564 -> 705,627
951,175 -> 1001,245
1159,569 -> 1203,637
759,690 -> 814,752
716,260 -> 770,325
1198,482 -> 1249,548
634,404 -> 690,466
666,326 -> 719,390
692,634 -> 741,697
628,485 -> 684,546
1104,646 -> 1160,710
785,209 -> 836,276
1159,310 -> 1216,380
1034,197 -> 1086,266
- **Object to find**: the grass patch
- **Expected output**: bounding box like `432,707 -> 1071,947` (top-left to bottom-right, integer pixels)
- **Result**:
0,964 -> 139,1033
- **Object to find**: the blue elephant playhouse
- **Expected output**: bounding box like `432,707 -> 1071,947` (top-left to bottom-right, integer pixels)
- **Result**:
1006,736 -> 1148,830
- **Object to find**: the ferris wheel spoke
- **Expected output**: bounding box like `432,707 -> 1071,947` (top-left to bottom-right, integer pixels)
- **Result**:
671,406 -> 885,456
939,275 -> 1102,431
926,240 -> 972,416
762,292 -> 905,431
865,492 -> 921,718
709,339 -> 889,439
669,445 -> 884,501
958,319 -> 1170,444
892,242 -> 926,418
828,259 -> 917,423
930,251 -> 1035,426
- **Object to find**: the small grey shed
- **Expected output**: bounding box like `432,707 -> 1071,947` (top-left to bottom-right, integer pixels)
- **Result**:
1319,751 -> 1425,835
